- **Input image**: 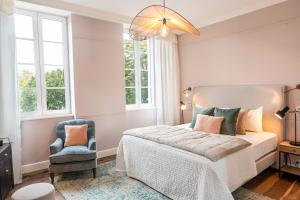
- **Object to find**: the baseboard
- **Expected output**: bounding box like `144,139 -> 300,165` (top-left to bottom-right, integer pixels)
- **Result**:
21,147 -> 117,174
22,160 -> 50,175
97,147 -> 117,158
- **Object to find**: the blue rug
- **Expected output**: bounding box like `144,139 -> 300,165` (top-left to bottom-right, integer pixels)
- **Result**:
55,160 -> 273,200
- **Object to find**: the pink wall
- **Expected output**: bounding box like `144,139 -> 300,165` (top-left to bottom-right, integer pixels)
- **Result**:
21,116 -> 73,165
178,0 -> 300,140
71,14 -> 126,116
21,14 -> 157,166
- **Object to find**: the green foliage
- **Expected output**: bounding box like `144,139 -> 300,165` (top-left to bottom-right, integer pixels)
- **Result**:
46,68 -> 64,87
141,88 -> 148,104
141,71 -> 148,87
18,68 -> 66,112
18,70 -> 37,112
18,70 -> 36,88
47,88 -> 65,110
125,70 -> 135,87
125,88 -> 135,105
140,40 -> 148,70
20,88 -> 37,113
124,39 -> 134,70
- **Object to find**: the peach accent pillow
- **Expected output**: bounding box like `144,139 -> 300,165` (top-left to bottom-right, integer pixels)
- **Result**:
64,124 -> 88,147
236,109 -> 249,135
193,114 -> 224,134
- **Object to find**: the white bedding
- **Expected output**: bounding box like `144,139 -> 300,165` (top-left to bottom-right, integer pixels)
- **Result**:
237,132 -> 277,161
116,125 -> 277,200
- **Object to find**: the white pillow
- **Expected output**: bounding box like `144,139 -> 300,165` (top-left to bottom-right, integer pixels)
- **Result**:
245,106 -> 263,132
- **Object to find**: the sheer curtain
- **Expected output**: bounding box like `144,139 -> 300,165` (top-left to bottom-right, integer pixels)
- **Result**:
0,0 -> 22,184
149,35 -> 180,125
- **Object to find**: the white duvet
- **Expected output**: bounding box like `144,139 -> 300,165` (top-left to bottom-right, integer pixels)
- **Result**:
116,125 -> 258,200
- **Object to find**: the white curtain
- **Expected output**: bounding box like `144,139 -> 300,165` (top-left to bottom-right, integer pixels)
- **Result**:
149,35 -> 181,125
0,0 -> 22,184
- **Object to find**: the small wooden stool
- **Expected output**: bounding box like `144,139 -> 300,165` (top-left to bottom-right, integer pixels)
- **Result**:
11,183 -> 55,200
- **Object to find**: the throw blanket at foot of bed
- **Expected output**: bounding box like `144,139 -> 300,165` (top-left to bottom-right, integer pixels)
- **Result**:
123,125 -> 251,161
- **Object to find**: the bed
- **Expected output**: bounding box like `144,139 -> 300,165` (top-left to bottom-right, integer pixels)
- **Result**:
116,85 -> 286,200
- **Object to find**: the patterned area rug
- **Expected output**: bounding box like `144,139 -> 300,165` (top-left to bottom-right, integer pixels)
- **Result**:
55,160 -> 274,200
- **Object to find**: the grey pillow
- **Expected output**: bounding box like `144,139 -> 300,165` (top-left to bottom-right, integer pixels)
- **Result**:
190,106 -> 215,128
214,107 -> 241,136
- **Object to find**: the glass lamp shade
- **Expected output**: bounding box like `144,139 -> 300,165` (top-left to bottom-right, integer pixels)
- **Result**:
129,5 -> 200,41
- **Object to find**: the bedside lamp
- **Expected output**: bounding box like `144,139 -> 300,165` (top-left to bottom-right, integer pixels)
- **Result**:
180,101 -> 186,124
276,84 -> 300,146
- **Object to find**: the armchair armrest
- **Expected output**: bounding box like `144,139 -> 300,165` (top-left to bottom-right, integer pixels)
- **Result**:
88,137 -> 96,150
50,138 -> 63,155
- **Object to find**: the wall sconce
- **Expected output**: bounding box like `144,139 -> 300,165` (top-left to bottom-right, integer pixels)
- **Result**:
180,101 -> 186,124
183,87 -> 192,97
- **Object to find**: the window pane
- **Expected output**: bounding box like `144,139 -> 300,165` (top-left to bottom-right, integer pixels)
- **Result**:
15,14 -> 33,39
124,33 -> 134,51
124,52 -> 134,69
43,42 -> 63,65
42,19 -> 63,42
46,88 -> 65,110
141,88 -> 149,104
16,39 -> 35,63
140,52 -> 148,70
19,88 -> 37,112
141,71 -> 148,87
124,33 -> 134,70
125,88 -> 136,105
125,70 -> 135,87
139,40 -> 147,52
18,64 -> 36,88
45,66 -> 64,87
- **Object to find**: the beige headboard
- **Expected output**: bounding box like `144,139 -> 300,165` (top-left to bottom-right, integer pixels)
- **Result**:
192,85 -> 286,142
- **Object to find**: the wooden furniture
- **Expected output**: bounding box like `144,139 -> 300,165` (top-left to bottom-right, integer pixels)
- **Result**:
278,141 -> 300,176
0,143 -> 14,200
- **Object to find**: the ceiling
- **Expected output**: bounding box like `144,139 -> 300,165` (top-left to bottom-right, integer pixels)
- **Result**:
57,0 -> 286,28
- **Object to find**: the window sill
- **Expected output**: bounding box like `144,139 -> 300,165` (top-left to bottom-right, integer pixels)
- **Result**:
126,105 -> 156,112
21,113 -> 74,121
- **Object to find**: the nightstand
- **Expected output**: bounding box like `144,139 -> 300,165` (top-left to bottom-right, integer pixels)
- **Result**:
278,141 -> 300,177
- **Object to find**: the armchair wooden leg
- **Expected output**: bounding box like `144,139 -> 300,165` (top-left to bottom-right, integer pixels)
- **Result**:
50,173 -> 55,184
92,168 -> 96,178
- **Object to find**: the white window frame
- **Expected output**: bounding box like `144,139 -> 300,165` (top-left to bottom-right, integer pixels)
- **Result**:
124,32 -> 154,110
15,9 -> 71,118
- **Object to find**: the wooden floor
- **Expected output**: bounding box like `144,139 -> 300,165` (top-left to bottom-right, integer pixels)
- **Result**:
6,156 -> 116,200
6,156 -> 300,200
244,168 -> 300,200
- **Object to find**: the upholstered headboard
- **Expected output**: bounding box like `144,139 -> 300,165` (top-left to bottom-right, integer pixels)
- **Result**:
192,85 -> 286,142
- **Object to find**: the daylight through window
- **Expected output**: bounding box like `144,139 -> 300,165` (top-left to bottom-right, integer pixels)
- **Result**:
124,33 -> 152,108
15,10 -> 70,117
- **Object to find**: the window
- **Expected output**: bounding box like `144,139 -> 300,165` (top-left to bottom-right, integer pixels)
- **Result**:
124,32 -> 152,109
15,10 -> 70,117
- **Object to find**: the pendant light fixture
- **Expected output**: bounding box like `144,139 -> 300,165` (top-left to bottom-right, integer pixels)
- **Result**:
129,0 -> 200,40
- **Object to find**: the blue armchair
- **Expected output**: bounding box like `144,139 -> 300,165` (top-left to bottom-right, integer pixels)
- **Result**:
49,119 -> 97,184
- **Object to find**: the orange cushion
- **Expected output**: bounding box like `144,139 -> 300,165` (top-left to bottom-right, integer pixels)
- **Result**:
64,124 -> 88,147
193,114 -> 224,134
